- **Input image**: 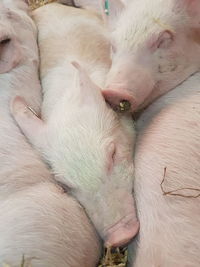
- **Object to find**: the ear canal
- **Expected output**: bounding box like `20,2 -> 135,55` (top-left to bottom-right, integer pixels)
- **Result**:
157,30 -> 174,49
0,37 -> 22,74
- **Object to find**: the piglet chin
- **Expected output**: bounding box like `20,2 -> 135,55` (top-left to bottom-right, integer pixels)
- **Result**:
102,88 -> 138,113
104,213 -> 140,248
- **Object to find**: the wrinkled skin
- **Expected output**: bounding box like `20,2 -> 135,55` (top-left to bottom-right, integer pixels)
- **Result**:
0,1 -> 100,266
11,3 -> 139,247
101,0 -> 200,112
128,72 -> 200,267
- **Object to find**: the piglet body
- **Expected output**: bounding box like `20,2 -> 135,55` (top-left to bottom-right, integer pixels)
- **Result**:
12,3 -> 139,248
129,72 -> 200,266
0,1 -> 100,266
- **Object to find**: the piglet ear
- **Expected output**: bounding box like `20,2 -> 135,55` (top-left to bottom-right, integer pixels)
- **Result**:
71,61 -> 105,106
156,30 -> 174,50
101,0 -> 125,30
0,37 -> 22,74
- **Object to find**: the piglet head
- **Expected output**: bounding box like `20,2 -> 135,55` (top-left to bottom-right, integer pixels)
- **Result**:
0,0 -> 38,74
11,62 -> 139,248
102,0 -> 200,112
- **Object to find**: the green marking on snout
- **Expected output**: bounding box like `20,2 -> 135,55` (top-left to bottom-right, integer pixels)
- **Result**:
104,0 -> 109,16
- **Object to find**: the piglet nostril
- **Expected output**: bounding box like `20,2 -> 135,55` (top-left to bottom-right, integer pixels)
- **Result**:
102,89 -> 136,113
118,100 -> 131,113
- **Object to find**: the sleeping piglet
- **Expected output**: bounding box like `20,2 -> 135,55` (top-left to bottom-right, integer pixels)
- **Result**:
128,69 -> 200,267
0,1 -> 100,266
11,2 -> 139,248
101,0 -> 200,112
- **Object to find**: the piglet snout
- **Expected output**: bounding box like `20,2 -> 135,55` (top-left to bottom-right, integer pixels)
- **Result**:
102,88 -> 137,113
104,213 -> 139,248
104,64 -> 155,113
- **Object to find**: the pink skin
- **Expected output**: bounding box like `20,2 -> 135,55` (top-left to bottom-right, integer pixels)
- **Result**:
0,1 -> 100,265
103,57 -> 155,111
11,91 -> 139,248
104,194 -> 139,247
101,0 -> 200,113
128,71 -> 200,267
106,214 -> 138,248
73,187 -> 139,248
10,64 -> 139,248
12,3 -> 139,248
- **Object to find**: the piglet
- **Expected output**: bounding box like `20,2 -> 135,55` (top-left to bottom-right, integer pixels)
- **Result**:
128,71 -> 200,267
101,0 -> 200,112
0,1 -> 100,266
11,2 -> 139,248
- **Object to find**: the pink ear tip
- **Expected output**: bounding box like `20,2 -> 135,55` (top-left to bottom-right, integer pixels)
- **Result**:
11,96 -> 26,108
